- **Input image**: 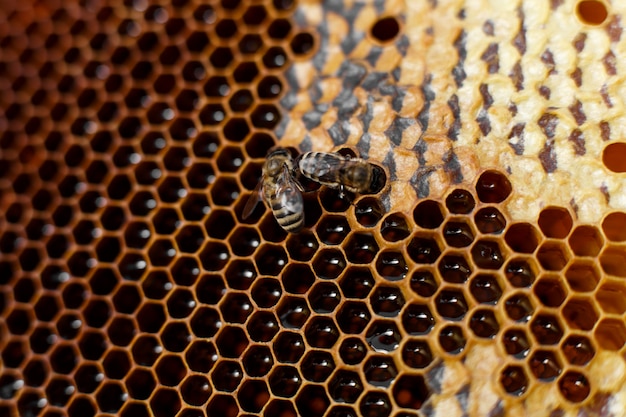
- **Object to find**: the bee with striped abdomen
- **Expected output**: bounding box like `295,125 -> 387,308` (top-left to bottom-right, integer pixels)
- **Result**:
243,147 -> 305,233
295,151 -> 386,196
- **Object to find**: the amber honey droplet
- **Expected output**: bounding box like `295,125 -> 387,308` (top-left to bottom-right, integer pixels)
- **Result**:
559,371 -> 590,403
445,188 -> 476,214
475,170 -> 512,203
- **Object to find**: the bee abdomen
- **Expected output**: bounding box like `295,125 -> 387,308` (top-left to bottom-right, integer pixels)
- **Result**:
273,205 -> 304,232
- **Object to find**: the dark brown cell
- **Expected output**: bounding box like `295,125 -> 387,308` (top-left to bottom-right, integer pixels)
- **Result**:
475,170 -> 512,203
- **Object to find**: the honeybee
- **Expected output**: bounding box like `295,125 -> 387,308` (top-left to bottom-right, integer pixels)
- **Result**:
243,147 -> 305,233
295,151 -> 386,196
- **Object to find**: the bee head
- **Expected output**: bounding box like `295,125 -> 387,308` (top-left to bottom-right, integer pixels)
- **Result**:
265,147 -> 293,176
369,164 -> 387,193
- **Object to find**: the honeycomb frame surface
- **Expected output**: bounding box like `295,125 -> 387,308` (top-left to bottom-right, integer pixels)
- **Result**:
2,1 -> 626,417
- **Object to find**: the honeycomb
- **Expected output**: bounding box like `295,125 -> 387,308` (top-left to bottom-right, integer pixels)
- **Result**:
2,0 -> 626,416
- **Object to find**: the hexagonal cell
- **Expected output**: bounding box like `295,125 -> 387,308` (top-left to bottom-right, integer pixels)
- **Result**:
339,337 -> 367,365
600,245 -> 626,277
564,260 -> 601,293
530,314 -> 564,345
180,374 -> 212,407
505,223 -> 541,254
344,233 -> 379,264
376,250 -> 408,281
30,326 -> 56,354
474,206 -> 507,234
469,309 -> 500,339
308,282 -> 341,314
305,316 -> 339,348
338,266 -> 374,299
561,335 -> 595,365
438,325 -> 466,354
269,365 -> 302,398
438,254 -> 471,283
185,340 -> 217,374
533,275 -> 567,307
228,226 -> 261,257
529,349 -> 562,381
401,303 -> 435,335
248,278 -> 280,310
475,170 -> 512,203
593,317 -> 626,351
435,289 -> 468,321
199,241 -> 230,272
568,225 -> 604,256
409,268 -> 439,298
443,220 -> 475,247
50,343 -> 79,374
468,273 -> 502,305
136,302 -> 166,333
538,206 -> 573,239
155,354 -> 187,388
174,225 -> 204,254
537,242 -> 571,271
561,298 -> 598,331
365,320 -> 402,353
206,394 -> 239,417
238,379 -> 270,413
282,263 -> 315,295
148,388 -> 182,417
401,339 -> 434,369
78,330 -> 107,361
34,295 -> 60,323
444,188 -> 476,214
499,365 -> 528,396
102,348 -> 131,380
504,292 -> 534,322
559,371 -> 590,403
273,331 -> 306,364
354,197 -> 385,227
296,384 -> 330,417
502,328 -> 531,358
379,213 -> 410,242
147,238 -> 177,267
595,282 -> 626,314
327,370 -> 363,403
74,363 -> 103,393
246,311 -> 279,343
370,285 -> 405,317
393,374 -> 431,410
126,368 -> 156,400
471,239 -> 506,270
255,243 -> 289,276
160,321 -> 192,352
312,248 -> 347,279
364,355 -> 398,387
602,212 -> 626,242
243,344 -> 274,377
413,200 -> 445,229
301,350 -> 335,382
316,215 -> 351,245
407,234 -> 442,264
337,301 -> 371,334
220,291 -> 254,326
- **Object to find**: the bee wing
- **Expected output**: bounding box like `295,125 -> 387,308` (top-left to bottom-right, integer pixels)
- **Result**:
299,152 -> 347,184
276,166 -> 304,214
242,180 -> 264,219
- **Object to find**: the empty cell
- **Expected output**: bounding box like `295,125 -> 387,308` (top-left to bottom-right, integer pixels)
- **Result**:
595,282 -> 626,314
594,318 -> 626,351
602,212 -> 626,242
537,206 -> 573,239
561,298 -> 598,331
600,246 -> 626,277
568,225 -> 604,256
505,223 -> 541,254
565,260 -> 600,292
533,276 -> 567,307
536,242 -> 571,271
413,200 -> 445,229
